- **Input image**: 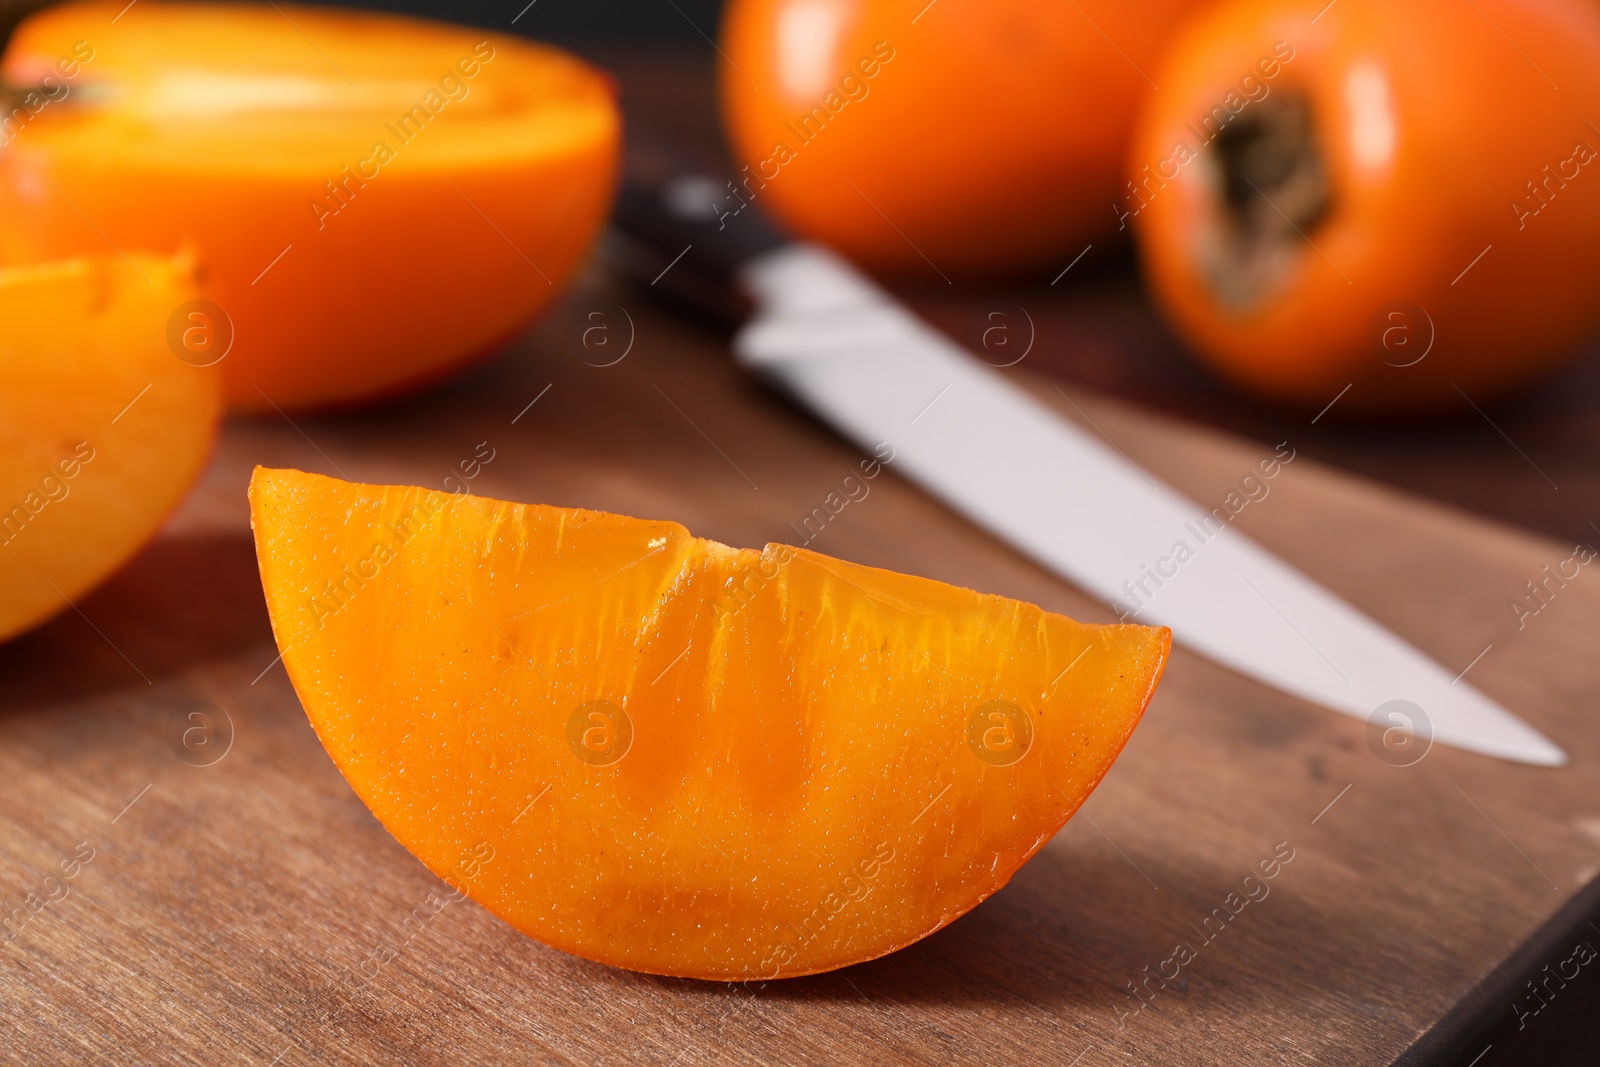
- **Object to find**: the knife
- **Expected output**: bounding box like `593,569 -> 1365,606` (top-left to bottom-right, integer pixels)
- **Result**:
607,175 -> 1566,767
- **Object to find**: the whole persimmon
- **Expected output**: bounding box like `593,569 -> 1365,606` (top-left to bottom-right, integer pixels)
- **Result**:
0,2 -> 618,413
1129,0 -> 1600,412
719,0 -> 1206,278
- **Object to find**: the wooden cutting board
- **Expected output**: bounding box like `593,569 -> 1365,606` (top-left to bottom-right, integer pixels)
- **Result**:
3,271 -> 1597,1066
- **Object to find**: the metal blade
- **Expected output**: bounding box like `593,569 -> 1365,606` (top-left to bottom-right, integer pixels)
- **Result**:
734,245 -> 1565,767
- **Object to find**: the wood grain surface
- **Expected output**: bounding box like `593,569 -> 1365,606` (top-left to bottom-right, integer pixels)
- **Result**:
2,269 -> 1597,1065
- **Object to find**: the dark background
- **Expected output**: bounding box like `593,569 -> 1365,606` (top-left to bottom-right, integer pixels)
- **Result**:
324,0 -> 727,44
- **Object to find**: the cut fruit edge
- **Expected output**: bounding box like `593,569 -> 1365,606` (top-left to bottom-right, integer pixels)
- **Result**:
0,253 -> 220,642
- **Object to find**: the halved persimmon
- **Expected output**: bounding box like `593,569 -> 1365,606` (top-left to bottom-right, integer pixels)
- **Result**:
0,254 -> 220,642
250,467 -> 1169,980
0,1 -> 619,412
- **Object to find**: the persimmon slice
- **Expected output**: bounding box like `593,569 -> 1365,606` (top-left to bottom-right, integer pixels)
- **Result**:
250,468 -> 1169,979
0,255 -> 219,642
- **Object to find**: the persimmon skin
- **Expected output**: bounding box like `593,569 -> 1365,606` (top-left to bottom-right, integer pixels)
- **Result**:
0,2 -> 619,413
718,0 -> 1205,277
1130,0 -> 1600,413
250,467 -> 1170,980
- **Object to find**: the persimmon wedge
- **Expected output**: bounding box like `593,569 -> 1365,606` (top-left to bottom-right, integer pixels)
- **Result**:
0,255 -> 219,642
250,468 -> 1169,980
0,1 -> 619,412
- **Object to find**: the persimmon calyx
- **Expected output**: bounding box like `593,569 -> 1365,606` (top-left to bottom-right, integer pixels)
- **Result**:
1200,94 -> 1330,308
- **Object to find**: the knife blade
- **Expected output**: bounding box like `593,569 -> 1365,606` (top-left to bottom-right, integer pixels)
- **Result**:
608,177 -> 1566,767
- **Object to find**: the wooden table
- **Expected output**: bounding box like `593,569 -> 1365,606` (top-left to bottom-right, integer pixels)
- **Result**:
4,45 -> 1600,1067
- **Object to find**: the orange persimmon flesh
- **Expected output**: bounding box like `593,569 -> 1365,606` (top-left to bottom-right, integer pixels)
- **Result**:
0,1 -> 618,412
0,255 -> 219,642
250,468 -> 1169,980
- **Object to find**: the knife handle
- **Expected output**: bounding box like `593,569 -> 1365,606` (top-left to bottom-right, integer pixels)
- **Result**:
606,175 -> 788,328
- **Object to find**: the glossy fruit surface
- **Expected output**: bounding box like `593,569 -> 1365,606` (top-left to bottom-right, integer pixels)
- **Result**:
1129,0 -> 1600,411
250,467 -> 1169,980
718,0 -> 1203,277
0,255 -> 219,642
0,1 -> 619,412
